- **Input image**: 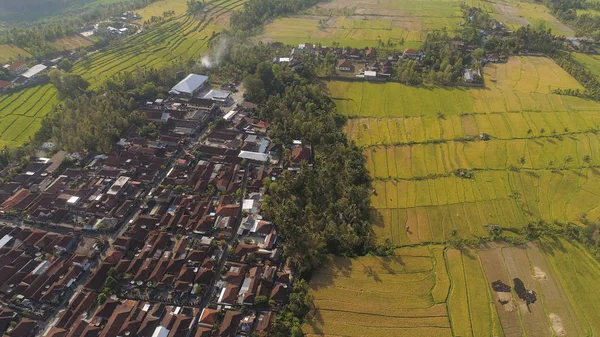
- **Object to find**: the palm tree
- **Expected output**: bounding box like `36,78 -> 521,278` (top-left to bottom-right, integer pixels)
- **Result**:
583,154 -> 591,167
562,155 -> 573,169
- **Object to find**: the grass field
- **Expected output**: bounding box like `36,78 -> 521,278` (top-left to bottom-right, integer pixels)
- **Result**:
0,0 -> 244,147
336,56 -> 600,245
303,246 -> 501,337
0,44 -> 31,64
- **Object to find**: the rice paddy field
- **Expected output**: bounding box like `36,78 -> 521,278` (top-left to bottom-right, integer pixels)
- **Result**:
0,0 -> 245,147
0,44 -> 31,64
304,240 -> 600,337
333,56 -> 600,245
303,245 -> 502,337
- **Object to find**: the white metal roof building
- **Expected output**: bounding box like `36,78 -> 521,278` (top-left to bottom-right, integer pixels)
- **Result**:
21,64 -> 48,79
170,74 -> 209,96
238,151 -> 269,162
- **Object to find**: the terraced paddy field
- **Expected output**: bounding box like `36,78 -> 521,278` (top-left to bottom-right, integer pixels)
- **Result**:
335,56 -> 600,244
304,240 -> 600,337
303,245 -> 502,337
0,0 -> 244,147
261,0 -> 496,49
0,85 -> 59,148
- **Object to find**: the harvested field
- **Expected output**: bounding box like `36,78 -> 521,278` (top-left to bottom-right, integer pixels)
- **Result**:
0,44 -> 30,64
491,0 -> 574,35
478,241 -> 599,337
303,246 -> 500,337
259,0 -> 495,48
51,35 -> 93,50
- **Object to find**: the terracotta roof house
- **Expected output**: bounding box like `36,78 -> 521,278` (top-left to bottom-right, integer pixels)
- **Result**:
198,308 -> 218,327
219,310 -> 243,337
337,59 -> 353,72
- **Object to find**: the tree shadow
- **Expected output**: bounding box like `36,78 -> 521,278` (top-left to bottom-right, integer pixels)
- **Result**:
363,265 -> 382,283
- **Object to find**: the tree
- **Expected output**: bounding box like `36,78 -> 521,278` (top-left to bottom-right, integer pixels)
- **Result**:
254,295 -> 268,307
471,48 -> 485,61
97,293 -> 107,305
583,154 -> 592,166
518,157 -> 526,168
49,69 -> 89,99
58,59 -> 73,72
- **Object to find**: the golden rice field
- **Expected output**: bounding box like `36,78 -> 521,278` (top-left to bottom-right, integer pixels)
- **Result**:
305,240 -> 600,337
336,56 -> 600,245
345,111 -> 600,146
303,246 -> 502,337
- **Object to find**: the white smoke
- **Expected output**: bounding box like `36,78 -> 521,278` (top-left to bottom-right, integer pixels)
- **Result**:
200,36 -> 230,69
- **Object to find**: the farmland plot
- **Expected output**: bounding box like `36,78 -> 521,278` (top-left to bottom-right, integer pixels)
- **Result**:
303,246 -> 500,337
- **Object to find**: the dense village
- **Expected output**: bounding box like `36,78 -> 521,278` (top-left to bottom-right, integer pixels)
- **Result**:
0,72 -> 313,337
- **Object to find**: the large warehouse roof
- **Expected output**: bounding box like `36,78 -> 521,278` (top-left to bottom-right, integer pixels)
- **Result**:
170,74 -> 208,94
